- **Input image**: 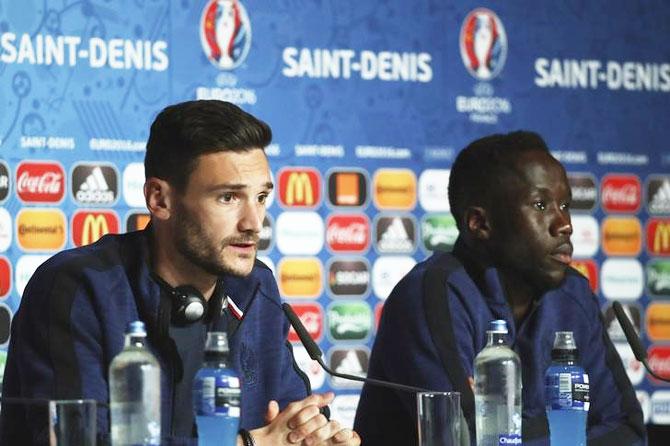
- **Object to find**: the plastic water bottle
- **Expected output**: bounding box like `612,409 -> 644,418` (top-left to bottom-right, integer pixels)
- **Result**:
109,321 -> 161,445
474,319 -> 522,446
545,331 -> 589,446
193,332 -> 241,446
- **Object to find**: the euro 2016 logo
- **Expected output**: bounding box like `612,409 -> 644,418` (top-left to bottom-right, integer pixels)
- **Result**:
200,0 -> 252,70
460,8 -> 507,81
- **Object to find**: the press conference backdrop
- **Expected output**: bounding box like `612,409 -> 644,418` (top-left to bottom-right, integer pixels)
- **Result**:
0,0 -> 669,428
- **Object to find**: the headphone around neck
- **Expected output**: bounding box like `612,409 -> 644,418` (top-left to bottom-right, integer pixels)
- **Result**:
152,274 -> 223,325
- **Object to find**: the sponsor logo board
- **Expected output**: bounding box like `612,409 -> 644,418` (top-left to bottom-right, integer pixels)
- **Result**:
327,258 -> 370,297
570,259 -> 598,292
601,216 -> 642,256
571,215 -> 599,257
647,218 -> 670,256
600,258 -> 643,301
15,255 -> 51,296
648,260 -> 670,297
122,163 -> 145,207
286,303 -> 323,344
372,169 -> 416,210
600,174 -> 641,213
568,173 -> 597,211
418,169 -> 450,212
0,304 -> 10,345
422,214 -> 458,252
372,256 -> 416,300
0,256 -> 10,297
16,208 -> 66,252
326,214 -> 370,253
647,303 -> 670,341
330,395 -> 360,429
647,176 -> 670,214
327,169 -> 368,207
258,215 -> 273,252
278,257 -> 322,298
200,0 -> 252,70
328,347 -> 369,388
603,302 -> 640,343
291,345 -> 325,391
276,211 -> 324,255
71,163 -> 119,206
374,214 -> 416,254
0,161 -> 9,203
614,342 -> 645,386
278,168 -> 321,208
72,210 -> 120,247
126,212 -> 151,232
16,160 -> 65,203
0,208 -> 11,252
327,301 -> 372,341
648,347 -> 670,385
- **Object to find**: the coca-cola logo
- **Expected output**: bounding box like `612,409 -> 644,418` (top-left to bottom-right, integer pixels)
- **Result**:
647,346 -> 670,382
601,174 -> 641,213
287,303 -> 323,343
16,161 -> 65,203
326,214 -> 370,253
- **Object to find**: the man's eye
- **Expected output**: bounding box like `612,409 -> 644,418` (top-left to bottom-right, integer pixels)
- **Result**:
560,201 -> 571,211
534,201 -> 546,211
258,194 -> 268,204
219,193 -> 234,203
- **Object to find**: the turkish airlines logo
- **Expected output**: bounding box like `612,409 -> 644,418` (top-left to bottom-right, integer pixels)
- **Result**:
601,174 -> 641,213
287,303 -> 323,344
375,215 -> 416,254
647,176 -> 670,214
0,161 -> 9,203
126,212 -> 151,232
278,168 -> 321,208
277,257 -> 322,298
373,169 -> 416,210
601,217 -> 642,256
0,256 -> 10,297
326,214 -> 370,253
648,218 -> 670,256
568,173 -> 597,211
570,259 -> 598,292
72,210 -> 120,247
327,170 -> 367,207
328,258 -> 370,297
647,346 -> 670,383
16,161 -> 65,203
16,208 -> 67,252
71,163 -> 118,205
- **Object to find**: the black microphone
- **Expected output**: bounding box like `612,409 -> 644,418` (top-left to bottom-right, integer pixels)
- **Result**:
612,300 -> 670,383
282,303 -> 431,393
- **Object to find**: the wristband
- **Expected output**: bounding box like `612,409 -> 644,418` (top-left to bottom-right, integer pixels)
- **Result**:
239,428 -> 256,446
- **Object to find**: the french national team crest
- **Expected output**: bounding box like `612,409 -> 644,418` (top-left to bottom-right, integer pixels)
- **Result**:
200,0 -> 252,70
459,8 -> 507,81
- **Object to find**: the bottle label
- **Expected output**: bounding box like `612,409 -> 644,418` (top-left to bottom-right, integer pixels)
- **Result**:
546,371 -> 590,411
498,434 -> 522,445
195,374 -> 241,418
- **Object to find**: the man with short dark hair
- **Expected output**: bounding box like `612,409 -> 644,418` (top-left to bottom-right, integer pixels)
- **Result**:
354,131 -> 644,445
1,100 -> 360,446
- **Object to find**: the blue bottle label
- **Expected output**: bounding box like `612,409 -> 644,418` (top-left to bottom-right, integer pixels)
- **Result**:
498,434 -> 522,445
546,370 -> 590,411
195,373 -> 241,418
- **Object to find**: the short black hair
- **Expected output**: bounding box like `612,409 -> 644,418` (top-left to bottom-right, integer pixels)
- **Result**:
145,100 -> 272,191
448,131 -> 551,230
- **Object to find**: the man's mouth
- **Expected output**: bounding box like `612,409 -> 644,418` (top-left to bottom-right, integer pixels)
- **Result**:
550,243 -> 573,265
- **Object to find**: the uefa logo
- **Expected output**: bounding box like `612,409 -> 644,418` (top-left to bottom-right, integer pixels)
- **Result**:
200,0 -> 252,70
459,8 -> 507,81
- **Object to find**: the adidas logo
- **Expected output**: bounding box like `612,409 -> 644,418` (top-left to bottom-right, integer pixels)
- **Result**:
649,180 -> 670,214
75,166 -> 115,203
378,217 -> 413,252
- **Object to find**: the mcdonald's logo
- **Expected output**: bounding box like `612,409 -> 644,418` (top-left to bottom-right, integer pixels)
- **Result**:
570,259 -> 598,292
278,168 -> 321,208
72,210 -> 120,247
647,218 -> 670,256
0,256 -> 10,297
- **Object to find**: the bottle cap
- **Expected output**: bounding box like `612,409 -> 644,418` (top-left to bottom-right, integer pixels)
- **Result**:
205,331 -> 229,353
488,319 -> 508,334
126,320 -> 147,336
553,331 -> 576,350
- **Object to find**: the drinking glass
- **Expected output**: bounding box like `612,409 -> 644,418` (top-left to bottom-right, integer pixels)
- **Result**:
48,399 -> 97,446
417,391 -> 461,446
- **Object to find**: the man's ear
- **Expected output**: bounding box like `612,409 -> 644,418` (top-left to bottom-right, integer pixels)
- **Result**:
464,206 -> 492,240
144,177 -> 173,220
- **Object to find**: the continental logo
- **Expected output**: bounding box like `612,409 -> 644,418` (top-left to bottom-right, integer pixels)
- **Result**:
601,216 -> 642,256
278,168 -> 321,208
647,303 -> 670,341
648,218 -> 670,256
126,212 -> 151,232
570,259 -> 598,292
72,210 -> 120,247
372,169 -> 416,210
278,257 -> 323,298
16,208 -> 66,251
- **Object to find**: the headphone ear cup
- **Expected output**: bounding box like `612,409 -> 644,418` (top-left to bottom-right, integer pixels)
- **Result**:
172,285 -> 208,324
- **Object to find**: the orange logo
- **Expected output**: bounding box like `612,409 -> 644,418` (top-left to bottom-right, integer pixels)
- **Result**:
648,219 -> 670,256
336,173 -> 360,205
278,257 -> 323,298
373,169 -> 416,210
16,208 -> 66,251
647,303 -> 670,341
601,217 -> 642,256
72,211 -> 120,247
127,212 -> 151,232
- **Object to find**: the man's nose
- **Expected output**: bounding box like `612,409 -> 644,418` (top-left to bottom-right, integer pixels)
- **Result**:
551,208 -> 572,237
238,201 -> 263,233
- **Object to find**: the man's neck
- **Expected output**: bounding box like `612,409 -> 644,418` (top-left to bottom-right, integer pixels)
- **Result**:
498,270 -> 538,326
